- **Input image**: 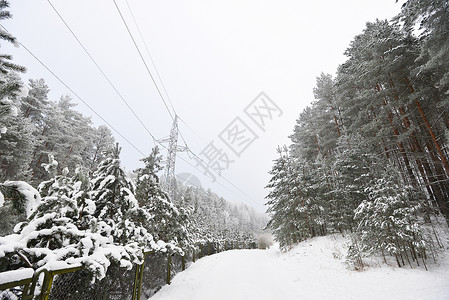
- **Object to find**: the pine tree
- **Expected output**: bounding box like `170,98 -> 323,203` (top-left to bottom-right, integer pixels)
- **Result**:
0,179 -> 40,236
87,125 -> 115,172
265,8 -> 448,265
0,154 -> 149,278
134,147 -> 192,251
20,79 -> 49,122
398,0 -> 449,97
0,1 -> 25,75
265,147 -> 309,249
353,165 -> 431,268
0,1 -> 26,140
0,155 -> 82,271
30,95 -> 94,184
134,146 -> 165,206
332,135 -> 375,232
89,143 -> 153,247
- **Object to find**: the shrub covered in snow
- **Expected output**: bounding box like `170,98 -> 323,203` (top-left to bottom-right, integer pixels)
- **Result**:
0,152 -> 157,280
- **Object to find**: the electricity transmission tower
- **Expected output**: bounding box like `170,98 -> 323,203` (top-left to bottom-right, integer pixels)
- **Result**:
158,115 -> 188,202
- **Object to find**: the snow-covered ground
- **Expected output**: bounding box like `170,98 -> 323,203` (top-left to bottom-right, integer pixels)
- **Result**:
151,235 -> 449,299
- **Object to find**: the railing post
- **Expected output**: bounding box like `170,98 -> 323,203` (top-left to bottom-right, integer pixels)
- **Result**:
133,251 -> 147,300
167,254 -> 172,285
182,255 -> 186,271
193,248 -> 196,263
39,270 -> 54,300
133,265 -> 139,300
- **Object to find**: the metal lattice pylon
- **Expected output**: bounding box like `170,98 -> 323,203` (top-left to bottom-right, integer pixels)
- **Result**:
158,115 -> 188,202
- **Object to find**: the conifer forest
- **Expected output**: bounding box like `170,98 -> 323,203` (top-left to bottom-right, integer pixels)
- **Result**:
1,0 -> 449,298
265,0 -> 449,269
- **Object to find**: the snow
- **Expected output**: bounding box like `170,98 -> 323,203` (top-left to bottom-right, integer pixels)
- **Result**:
2,181 -> 41,217
18,85 -> 29,98
98,175 -> 115,191
42,155 -> 58,172
152,235 -> 449,300
62,167 -> 69,176
10,106 -> 18,117
0,268 -> 34,285
11,38 -> 20,48
39,261 -> 82,272
0,191 -> 4,207
0,98 -> 12,105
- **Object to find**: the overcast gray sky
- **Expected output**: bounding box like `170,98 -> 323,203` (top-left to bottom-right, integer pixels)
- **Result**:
3,0 -> 404,212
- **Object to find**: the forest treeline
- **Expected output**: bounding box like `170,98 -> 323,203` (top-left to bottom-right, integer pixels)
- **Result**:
0,0 -> 266,279
265,0 -> 449,269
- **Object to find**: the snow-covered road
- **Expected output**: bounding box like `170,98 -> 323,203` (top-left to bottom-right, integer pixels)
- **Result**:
151,236 -> 449,300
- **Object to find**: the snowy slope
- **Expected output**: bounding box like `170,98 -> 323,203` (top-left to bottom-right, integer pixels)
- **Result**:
151,235 -> 449,300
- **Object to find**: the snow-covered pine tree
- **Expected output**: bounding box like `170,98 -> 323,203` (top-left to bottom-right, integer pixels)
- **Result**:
0,73 -> 34,182
0,154 -> 147,279
0,179 -> 40,236
89,143 -> 154,249
0,1 -> 26,141
397,0 -> 449,97
265,147 -> 310,249
29,95 -> 94,184
87,125 -> 115,172
135,146 -> 165,206
20,79 -> 49,122
352,165 -> 431,269
0,155 -> 83,272
331,135 -> 375,232
134,147 -> 192,252
0,1 -> 25,76
174,178 -> 266,250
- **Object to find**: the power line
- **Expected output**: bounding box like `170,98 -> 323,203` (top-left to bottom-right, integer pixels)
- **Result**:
112,1 -> 260,206
122,0 -> 197,155
178,116 -> 208,144
29,2 -> 260,207
46,0 -> 219,195
4,17 -> 260,208
123,0 -> 194,153
184,150 -> 261,206
0,24 -> 147,158
6,24 -> 254,205
123,0 -> 176,116
112,0 -> 175,122
175,150 -> 262,207
46,0 -> 157,144
123,0 -> 192,151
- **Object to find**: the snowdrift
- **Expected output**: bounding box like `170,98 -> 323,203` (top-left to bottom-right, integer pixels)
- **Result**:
151,235 -> 449,299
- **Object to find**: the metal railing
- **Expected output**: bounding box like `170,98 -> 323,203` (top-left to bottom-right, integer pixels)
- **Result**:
0,240 -> 256,299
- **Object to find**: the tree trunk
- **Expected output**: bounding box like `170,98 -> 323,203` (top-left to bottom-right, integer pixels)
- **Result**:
415,99 -> 449,176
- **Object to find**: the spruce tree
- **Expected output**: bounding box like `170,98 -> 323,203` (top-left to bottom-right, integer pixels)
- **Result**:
89,143 -> 153,247
265,147 -> 310,249
134,147 -> 192,251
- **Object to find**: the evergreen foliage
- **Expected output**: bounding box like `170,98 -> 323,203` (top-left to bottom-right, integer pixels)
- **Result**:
134,146 -> 192,252
0,1 -> 25,75
0,0 -> 270,286
266,5 -> 448,267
